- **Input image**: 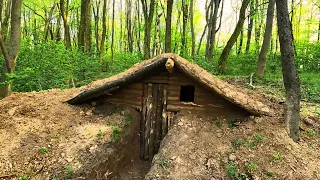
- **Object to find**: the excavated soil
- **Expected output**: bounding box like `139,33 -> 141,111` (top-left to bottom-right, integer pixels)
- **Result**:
0,89 -> 150,179
0,80 -> 319,180
146,111 -> 320,180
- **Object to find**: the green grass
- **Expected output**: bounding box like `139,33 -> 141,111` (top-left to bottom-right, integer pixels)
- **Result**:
111,127 -> 122,141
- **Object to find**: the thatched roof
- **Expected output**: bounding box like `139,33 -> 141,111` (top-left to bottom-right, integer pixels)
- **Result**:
67,53 -> 273,116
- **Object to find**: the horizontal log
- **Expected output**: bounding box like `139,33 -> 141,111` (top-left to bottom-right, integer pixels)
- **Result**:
107,98 -> 141,106
115,89 -> 142,95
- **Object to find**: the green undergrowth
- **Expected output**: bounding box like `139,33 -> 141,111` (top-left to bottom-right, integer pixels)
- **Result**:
1,41 -> 319,103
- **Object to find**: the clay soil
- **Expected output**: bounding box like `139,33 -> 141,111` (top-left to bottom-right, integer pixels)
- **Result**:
0,82 -> 319,180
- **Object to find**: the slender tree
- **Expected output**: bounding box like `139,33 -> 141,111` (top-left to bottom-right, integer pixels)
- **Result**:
165,0 -> 173,53
78,0 -> 92,53
276,0 -> 301,142
205,0 -> 221,61
217,0 -> 250,74
59,0 -> 72,49
0,0 -> 22,98
190,0 -> 195,59
255,0 -> 275,78
141,0 -> 156,59
245,0 -> 254,53
100,0 -> 108,53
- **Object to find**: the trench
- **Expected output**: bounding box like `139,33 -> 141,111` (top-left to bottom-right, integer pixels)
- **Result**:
87,110 -> 153,180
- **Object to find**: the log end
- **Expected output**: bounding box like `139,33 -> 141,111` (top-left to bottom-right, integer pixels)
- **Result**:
165,59 -> 175,73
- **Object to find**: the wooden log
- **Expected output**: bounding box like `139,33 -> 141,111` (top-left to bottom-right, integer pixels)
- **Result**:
140,84 -> 148,159
144,84 -> 153,160
162,85 -> 168,139
148,84 -> 159,159
155,85 -> 163,153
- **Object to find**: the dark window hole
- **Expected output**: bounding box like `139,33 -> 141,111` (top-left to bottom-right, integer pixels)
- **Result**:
180,86 -> 195,102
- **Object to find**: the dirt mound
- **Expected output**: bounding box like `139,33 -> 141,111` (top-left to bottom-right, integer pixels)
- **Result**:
146,111 -> 320,179
0,89 -> 149,179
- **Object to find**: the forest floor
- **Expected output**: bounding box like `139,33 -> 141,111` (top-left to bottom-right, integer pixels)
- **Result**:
0,79 -> 319,180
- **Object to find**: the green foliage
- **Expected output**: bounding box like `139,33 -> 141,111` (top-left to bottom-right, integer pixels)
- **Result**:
97,130 -> 103,136
253,132 -> 264,141
266,171 -> 273,177
228,119 -> 237,128
11,41 -> 102,92
125,113 -> 133,126
39,147 -> 48,154
211,117 -> 222,128
158,159 -> 170,169
244,137 -> 255,148
306,129 -> 318,136
65,165 -> 73,174
226,162 -> 249,180
233,139 -> 242,148
272,152 -> 284,162
111,127 -> 121,141
246,163 -> 258,171
16,175 -> 28,180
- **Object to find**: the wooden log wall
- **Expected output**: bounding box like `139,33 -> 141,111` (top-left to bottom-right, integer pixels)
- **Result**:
106,70 -> 248,117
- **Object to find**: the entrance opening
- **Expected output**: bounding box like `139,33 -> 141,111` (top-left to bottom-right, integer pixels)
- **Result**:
180,86 -> 195,102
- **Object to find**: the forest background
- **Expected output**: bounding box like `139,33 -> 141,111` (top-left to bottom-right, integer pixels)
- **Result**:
0,0 -> 319,103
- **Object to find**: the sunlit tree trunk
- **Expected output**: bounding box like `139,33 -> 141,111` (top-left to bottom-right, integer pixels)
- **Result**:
205,0 -> 221,61
78,0 -> 92,53
190,0 -> 195,59
255,0 -> 275,78
181,0 -> 189,57
276,0 -> 301,142
100,0 -> 108,53
141,0 -> 156,59
126,0 -> 133,53
59,0 -> 72,49
1,0 -> 12,41
217,0 -> 250,74
246,0 -> 254,53
165,0 -> 173,53
0,0 -> 22,98
111,0 -> 115,62
93,0 -> 101,52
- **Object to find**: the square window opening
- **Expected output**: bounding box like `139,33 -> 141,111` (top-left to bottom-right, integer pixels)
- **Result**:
180,86 -> 195,102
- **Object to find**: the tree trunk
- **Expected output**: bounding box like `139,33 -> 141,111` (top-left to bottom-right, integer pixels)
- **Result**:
78,0 -> 91,53
165,0 -> 173,53
1,0 -> 12,41
181,0 -> 189,57
126,0 -> 133,53
0,0 -> 22,98
44,4 -> 56,41
59,0 -> 72,49
190,0 -> 195,59
205,0 -> 221,61
93,0 -> 100,52
245,0 -> 254,53
276,0 -> 301,142
217,0 -> 250,74
255,0 -> 275,78
237,28 -> 244,55
141,0 -> 156,59
111,0 -> 115,62
100,0 -> 108,53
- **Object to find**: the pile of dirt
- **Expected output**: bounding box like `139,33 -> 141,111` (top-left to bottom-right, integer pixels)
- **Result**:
146,111 -> 320,179
0,89 -> 149,179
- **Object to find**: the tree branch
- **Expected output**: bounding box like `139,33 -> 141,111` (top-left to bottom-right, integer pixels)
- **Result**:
23,3 -> 46,21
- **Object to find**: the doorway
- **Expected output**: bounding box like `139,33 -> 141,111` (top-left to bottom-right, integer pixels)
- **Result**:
140,83 -> 168,160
